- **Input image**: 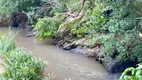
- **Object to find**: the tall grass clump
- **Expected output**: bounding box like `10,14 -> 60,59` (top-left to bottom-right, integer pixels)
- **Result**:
0,32 -> 16,55
0,32 -> 52,80
0,48 -> 49,80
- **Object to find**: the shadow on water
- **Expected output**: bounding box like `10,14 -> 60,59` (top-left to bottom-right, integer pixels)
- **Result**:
0,27 -> 119,80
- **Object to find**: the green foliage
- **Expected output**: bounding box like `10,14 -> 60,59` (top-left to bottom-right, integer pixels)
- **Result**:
0,0 -> 41,17
85,3 -> 106,33
34,17 -> 61,40
102,30 -> 142,60
50,0 -> 68,14
50,0 -> 142,63
120,64 -> 142,80
57,0 -> 81,12
101,0 -> 142,62
0,48 -> 50,80
63,0 -> 142,64
0,33 -> 15,55
70,20 -> 86,38
0,33 -> 52,80
27,0 -> 58,25
88,34 -> 104,48
71,26 -> 87,38
70,1 -> 106,38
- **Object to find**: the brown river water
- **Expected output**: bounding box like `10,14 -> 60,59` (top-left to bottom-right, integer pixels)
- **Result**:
0,27 -> 119,80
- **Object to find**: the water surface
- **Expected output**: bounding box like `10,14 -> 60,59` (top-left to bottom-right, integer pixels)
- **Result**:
0,27 -> 116,80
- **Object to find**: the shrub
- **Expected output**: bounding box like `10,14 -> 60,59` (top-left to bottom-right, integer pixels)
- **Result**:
84,3 -> 106,33
0,48 -> 49,80
102,30 -> 142,61
101,0 -> 142,62
0,33 -> 52,80
34,16 -> 62,40
70,19 -> 86,38
120,64 -> 142,80
57,0 -> 81,12
0,33 -> 16,55
69,2 -> 106,38
0,0 -> 41,16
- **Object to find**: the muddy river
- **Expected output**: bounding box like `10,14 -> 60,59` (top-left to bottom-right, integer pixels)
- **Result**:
0,27 -> 119,80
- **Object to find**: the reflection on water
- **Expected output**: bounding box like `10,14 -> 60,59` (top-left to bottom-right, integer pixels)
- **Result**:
0,27 -> 117,80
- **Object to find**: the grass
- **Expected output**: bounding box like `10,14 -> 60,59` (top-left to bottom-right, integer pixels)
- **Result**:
0,32 -> 16,55
1,48 -> 48,80
0,32 -> 52,80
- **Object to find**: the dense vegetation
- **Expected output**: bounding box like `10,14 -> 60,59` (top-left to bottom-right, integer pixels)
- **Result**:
120,64 -> 142,80
0,32 -> 15,55
0,33 -> 52,80
0,0 -> 41,17
34,0 -> 142,79
0,0 -> 142,80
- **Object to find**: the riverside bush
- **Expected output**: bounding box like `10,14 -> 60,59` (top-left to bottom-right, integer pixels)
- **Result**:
102,31 -> 142,61
0,33 -> 16,55
120,64 -> 142,80
102,0 -> 142,62
0,48 -> 48,80
34,17 -> 62,40
0,33 -> 52,80
33,0 -> 142,63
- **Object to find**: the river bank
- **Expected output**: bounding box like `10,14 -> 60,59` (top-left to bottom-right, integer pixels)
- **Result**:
0,27 -> 120,80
